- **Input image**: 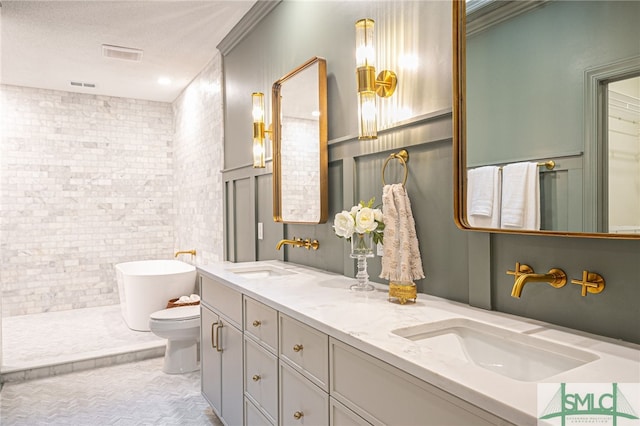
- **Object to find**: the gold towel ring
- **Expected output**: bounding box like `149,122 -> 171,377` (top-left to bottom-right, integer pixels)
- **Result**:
382,149 -> 409,186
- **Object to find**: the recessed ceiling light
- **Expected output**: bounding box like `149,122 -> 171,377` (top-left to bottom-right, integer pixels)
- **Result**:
157,77 -> 172,86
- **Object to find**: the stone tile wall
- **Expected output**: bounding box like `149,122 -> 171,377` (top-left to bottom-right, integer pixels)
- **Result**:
0,85 -> 175,316
172,55 -> 225,266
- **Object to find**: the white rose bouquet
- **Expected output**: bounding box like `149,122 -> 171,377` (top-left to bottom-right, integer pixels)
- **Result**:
333,197 -> 384,244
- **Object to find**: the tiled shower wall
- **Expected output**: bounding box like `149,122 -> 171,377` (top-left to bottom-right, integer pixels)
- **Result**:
172,56 -> 225,265
0,85 -> 174,316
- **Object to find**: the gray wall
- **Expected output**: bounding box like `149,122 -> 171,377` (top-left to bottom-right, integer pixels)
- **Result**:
221,1 -> 640,344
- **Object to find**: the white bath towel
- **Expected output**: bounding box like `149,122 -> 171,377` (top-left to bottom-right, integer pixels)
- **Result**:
500,162 -> 540,230
467,166 -> 501,228
379,184 -> 425,282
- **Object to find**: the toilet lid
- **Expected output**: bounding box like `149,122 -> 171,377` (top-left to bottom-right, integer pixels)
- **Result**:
150,305 -> 200,321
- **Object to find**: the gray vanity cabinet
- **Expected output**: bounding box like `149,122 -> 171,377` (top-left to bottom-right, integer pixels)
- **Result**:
199,269 -> 513,426
200,275 -> 243,426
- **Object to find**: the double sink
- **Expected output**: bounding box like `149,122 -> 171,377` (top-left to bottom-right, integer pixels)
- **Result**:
223,262 -> 599,383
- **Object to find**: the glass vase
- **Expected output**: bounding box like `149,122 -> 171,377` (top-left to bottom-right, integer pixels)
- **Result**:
349,232 -> 375,291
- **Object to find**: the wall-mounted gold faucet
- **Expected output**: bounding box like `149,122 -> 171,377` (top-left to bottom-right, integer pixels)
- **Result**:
276,238 -> 319,251
174,249 -> 196,257
506,262 -> 567,298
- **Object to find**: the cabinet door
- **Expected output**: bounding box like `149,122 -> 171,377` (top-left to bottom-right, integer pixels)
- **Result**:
201,306 -> 222,416
221,320 -> 244,426
280,360 -> 329,426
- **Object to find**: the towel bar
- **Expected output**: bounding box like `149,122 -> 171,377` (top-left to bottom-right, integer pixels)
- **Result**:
382,149 -> 409,186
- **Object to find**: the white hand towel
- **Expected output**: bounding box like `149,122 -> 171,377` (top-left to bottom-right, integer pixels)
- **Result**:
500,162 -> 540,230
379,184 -> 425,283
467,166 -> 501,228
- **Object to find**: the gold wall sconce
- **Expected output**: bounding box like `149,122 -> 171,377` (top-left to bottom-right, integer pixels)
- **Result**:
251,92 -> 271,168
355,18 -> 398,140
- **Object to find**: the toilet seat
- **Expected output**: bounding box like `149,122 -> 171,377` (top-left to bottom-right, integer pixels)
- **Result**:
149,305 -> 200,333
150,305 -> 200,321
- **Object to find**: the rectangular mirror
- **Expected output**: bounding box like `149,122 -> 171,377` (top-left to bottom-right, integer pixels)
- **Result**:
453,0 -> 640,238
272,57 -> 328,224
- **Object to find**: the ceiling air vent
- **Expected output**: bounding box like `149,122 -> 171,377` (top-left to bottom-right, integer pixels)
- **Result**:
101,44 -> 143,62
70,81 -> 96,88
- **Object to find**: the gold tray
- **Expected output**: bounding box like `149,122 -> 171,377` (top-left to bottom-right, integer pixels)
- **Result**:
388,282 -> 417,305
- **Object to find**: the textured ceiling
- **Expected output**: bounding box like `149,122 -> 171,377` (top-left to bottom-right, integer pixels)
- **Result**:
1,1 -> 256,102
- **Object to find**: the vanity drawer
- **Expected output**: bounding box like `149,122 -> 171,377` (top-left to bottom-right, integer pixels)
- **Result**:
200,274 -> 242,327
279,313 -> 329,391
244,397 -> 274,426
330,397 -> 372,426
244,336 -> 278,424
329,338 -> 508,426
280,360 -> 329,426
244,296 -> 278,353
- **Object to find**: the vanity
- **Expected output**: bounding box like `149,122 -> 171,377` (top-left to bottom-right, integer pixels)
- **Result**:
198,260 -> 640,426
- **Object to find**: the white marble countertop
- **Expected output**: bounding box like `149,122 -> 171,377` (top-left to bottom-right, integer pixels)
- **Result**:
197,260 -> 640,426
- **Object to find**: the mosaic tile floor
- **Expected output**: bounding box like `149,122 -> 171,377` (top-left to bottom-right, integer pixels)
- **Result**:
0,357 -> 223,425
2,305 -> 166,381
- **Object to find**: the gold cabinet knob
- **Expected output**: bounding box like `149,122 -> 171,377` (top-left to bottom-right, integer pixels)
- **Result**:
252,320 -> 261,327
252,374 -> 261,382
293,344 -> 304,353
293,411 -> 304,420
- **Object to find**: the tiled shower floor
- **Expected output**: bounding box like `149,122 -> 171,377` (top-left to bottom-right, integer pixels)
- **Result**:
0,306 -> 222,425
1,305 -> 166,382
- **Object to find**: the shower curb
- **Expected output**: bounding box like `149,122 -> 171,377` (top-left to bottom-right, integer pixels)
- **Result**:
0,344 -> 166,385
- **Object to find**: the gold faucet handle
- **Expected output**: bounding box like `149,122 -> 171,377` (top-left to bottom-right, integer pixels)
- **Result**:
571,271 -> 605,297
506,262 -> 534,278
303,239 -> 320,250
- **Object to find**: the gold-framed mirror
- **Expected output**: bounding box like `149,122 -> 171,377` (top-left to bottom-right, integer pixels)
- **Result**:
272,57 -> 328,224
453,0 -> 640,239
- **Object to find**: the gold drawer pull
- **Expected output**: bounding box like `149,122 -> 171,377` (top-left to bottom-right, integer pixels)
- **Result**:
215,322 -> 223,352
252,320 -> 262,327
293,344 -> 304,353
211,321 -> 218,349
252,374 -> 261,382
293,411 -> 304,420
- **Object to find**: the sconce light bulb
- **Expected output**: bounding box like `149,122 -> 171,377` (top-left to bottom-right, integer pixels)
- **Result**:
355,18 -> 375,68
252,106 -> 264,122
361,99 -> 376,121
356,46 -> 375,68
253,138 -> 265,168
253,142 -> 264,157
357,91 -> 377,139
251,92 -> 265,122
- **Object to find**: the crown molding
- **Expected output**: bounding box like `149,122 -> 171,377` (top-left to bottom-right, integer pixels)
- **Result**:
217,0 -> 281,56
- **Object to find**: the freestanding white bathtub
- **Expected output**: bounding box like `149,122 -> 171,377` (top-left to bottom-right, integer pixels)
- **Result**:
115,260 -> 197,331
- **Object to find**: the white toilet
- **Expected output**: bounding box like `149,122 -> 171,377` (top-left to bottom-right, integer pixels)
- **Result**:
149,305 -> 200,374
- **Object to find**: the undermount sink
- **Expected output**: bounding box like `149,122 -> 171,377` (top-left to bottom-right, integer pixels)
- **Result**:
225,264 -> 297,279
392,318 -> 599,382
